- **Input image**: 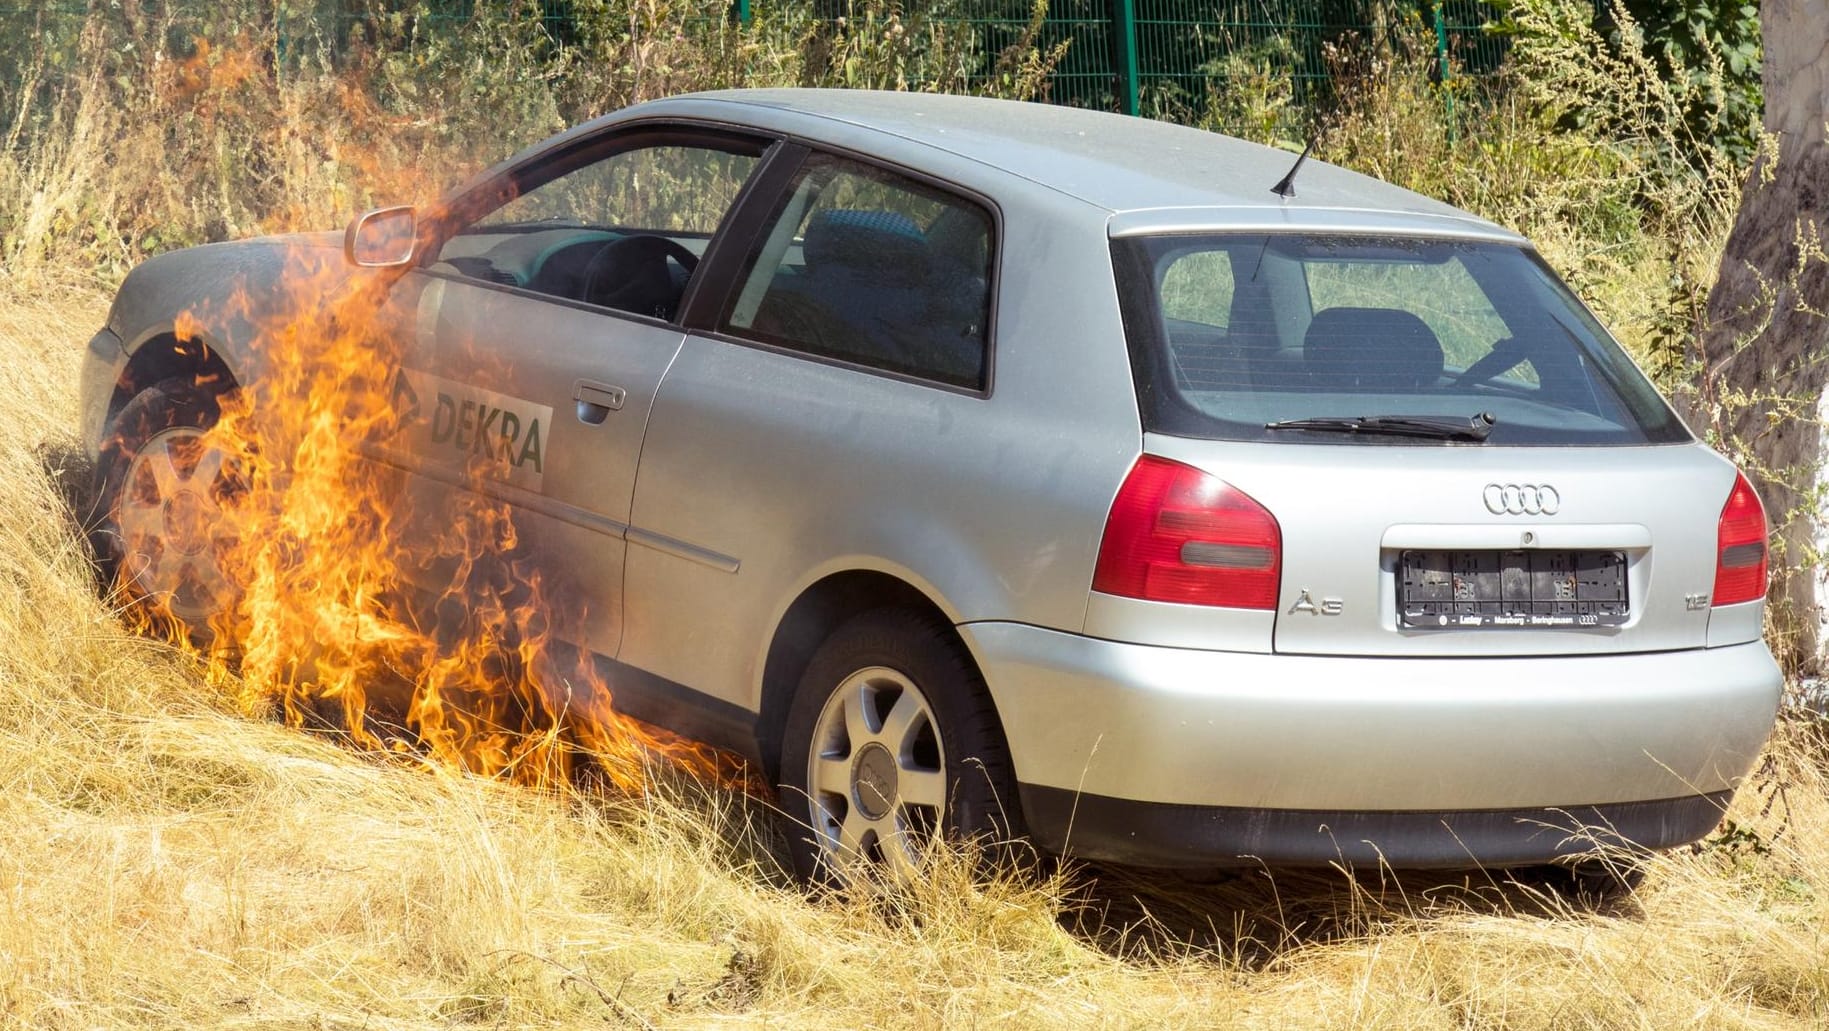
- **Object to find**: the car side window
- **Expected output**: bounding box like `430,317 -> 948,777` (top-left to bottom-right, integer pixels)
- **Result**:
721,153 -> 994,390
431,139 -> 761,321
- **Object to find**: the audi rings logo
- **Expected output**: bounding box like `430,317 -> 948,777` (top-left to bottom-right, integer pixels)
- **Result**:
1483,483 -> 1561,515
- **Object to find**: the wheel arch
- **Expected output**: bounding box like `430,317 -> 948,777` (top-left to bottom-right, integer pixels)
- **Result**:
108,327 -> 242,429
755,568 -> 990,780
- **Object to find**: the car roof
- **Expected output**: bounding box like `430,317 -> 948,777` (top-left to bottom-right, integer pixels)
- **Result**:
642,89 -> 1521,242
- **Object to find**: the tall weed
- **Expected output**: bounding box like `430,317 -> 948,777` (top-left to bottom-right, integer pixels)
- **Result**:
0,0 -> 1061,295
1500,0 -> 1745,363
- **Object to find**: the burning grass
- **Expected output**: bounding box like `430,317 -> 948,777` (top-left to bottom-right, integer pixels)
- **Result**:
4,287 -> 1829,1029
127,246 -> 748,796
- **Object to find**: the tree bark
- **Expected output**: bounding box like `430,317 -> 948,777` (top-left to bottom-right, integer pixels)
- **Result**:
1697,0 -> 1829,674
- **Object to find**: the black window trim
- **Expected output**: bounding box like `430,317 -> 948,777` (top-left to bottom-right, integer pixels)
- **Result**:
676,140 -> 811,331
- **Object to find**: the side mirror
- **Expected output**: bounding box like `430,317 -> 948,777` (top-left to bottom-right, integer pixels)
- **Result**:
344,206 -> 418,268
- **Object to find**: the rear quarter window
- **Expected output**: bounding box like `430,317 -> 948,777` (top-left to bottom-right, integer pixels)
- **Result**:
720,153 -> 994,391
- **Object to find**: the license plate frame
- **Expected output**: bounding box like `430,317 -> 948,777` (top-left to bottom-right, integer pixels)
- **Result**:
1398,549 -> 1628,630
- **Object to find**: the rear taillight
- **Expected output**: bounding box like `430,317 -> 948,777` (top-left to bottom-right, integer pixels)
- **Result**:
1713,470 -> 1768,607
1092,455 -> 1281,609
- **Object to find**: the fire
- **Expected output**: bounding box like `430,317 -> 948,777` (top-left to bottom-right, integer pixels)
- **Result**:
165,35 -> 261,114
117,243 -> 753,796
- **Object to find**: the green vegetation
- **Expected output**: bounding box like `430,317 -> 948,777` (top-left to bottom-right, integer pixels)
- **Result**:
1589,0 -> 1764,164
0,0 -> 1062,290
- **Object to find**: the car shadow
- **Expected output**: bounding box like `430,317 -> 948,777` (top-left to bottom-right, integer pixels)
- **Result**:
1054,858 -> 1642,966
38,434 -> 102,568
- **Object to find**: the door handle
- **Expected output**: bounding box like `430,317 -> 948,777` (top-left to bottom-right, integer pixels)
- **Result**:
573,380 -> 626,426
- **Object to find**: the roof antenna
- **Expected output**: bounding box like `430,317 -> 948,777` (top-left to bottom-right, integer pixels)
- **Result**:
1270,140 -> 1314,199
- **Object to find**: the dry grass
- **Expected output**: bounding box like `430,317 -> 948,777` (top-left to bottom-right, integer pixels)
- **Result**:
2,288 -> 1827,1029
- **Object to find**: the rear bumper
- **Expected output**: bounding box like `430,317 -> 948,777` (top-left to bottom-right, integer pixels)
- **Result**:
959,622 -> 1781,866
1019,786 -> 1732,868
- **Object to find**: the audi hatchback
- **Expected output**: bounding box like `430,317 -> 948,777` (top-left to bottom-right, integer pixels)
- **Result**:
80,89 -> 1782,879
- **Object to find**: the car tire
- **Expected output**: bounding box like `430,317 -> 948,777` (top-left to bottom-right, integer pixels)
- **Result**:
778,607 -> 1024,886
92,376 -> 244,645
1563,856 -> 1647,902
1512,856 -> 1647,907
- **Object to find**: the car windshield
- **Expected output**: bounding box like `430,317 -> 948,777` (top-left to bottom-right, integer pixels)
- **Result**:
1110,233 -> 1690,446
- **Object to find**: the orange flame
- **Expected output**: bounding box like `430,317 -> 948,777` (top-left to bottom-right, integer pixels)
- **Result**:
165,36 -> 260,112
127,244 -> 755,796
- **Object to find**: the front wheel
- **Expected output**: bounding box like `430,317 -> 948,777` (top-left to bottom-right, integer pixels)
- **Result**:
92,377 -> 244,643
778,608 -> 1024,885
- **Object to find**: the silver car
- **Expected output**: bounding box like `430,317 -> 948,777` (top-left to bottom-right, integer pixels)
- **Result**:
80,89 -> 1783,878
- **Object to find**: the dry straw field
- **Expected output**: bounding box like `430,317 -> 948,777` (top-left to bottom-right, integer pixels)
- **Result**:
4,289 -> 1828,1027
3,2 -> 1828,1027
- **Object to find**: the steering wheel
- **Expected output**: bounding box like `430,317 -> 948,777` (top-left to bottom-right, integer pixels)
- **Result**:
580,235 -> 701,319
1449,336 -> 1528,390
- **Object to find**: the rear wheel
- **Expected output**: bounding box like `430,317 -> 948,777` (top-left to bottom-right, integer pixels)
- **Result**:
1511,856 -> 1647,906
778,608 -> 1023,886
93,377 -> 243,643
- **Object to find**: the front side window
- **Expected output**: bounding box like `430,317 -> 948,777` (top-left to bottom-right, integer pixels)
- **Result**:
1113,234 -> 1689,446
721,153 -> 994,390
430,136 -> 763,321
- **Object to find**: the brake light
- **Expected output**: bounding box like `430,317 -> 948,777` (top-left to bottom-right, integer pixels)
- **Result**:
1093,455 -> 1282,609
1713,470 -> 1768,607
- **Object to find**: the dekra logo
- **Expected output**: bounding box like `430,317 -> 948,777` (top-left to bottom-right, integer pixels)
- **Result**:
429,393 -> 543,472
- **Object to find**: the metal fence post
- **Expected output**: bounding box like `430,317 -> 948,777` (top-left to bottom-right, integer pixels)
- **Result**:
1431,1 -> 1449,84
274,4 -> 287,84
732,0 -> 751,24
1112,0 -> 1139,116
1432,1 -> 1455,143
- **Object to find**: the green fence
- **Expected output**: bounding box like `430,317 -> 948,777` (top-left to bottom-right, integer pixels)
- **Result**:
941,0 -> 1502,117
5,1 -> 1505,124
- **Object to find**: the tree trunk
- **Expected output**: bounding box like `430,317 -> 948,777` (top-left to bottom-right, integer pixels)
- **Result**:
1697,0 -> 1829,674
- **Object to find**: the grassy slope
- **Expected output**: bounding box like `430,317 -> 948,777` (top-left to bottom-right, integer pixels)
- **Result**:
2,290 -> 1827,1028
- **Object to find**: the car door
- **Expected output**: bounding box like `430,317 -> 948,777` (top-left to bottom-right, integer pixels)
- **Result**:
374,126 -> 773,663
621,149 -> 1005,707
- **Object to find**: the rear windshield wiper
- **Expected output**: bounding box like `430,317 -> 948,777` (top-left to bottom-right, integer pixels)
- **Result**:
1265,412 -> 1497,441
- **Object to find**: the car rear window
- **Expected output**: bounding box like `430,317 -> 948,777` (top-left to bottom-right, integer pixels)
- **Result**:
1111,234 -> 1690,446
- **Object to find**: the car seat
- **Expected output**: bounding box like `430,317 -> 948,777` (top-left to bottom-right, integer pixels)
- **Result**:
798,209 -> 931,368
1303,306 -> 1444,392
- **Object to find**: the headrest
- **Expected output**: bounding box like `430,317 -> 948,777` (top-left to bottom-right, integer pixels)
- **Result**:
1303,307 -> 1444,392
923,206 -> 990,272
803,209 -> 927,282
